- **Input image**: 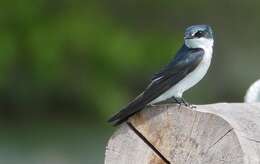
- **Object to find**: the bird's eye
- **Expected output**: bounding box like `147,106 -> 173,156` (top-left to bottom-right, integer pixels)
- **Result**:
195,31 -> 204,38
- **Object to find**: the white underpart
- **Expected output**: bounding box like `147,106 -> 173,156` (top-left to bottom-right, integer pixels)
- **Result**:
244,79 -> 260,103
151,38 -> 214,104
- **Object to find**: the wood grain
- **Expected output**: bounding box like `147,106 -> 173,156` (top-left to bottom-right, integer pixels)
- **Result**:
105,103 -> 260,164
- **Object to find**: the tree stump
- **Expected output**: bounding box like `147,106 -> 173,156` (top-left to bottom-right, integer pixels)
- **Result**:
105,103 -> 260,164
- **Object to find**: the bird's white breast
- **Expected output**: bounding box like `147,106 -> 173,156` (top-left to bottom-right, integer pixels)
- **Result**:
151,43 -> 213,104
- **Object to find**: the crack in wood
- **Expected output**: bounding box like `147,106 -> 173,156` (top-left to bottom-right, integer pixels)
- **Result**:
184,112 -> 198,162
127,122 -> 170,164
208,128 -> 234,151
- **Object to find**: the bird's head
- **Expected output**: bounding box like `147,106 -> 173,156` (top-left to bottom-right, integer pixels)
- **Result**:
184,25 -> 214,49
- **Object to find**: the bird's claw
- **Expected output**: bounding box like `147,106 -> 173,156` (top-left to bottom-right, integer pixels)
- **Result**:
172,97 -> 196,109
180,98 -> 196,109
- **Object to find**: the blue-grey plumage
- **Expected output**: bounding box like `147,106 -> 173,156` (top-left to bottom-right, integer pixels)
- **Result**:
108,25 -> 214,126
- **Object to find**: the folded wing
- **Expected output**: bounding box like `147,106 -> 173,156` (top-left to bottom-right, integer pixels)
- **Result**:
108,45 -> 204,126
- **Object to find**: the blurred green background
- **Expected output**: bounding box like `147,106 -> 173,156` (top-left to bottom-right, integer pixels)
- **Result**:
1,0 -> 260,163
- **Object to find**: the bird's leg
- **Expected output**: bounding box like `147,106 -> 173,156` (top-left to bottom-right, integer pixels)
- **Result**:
180,98 -> 189,106
181,98 -> 196,109
158,97 -> 183,105
170,97 -> 183,104
170,97 -> 183,109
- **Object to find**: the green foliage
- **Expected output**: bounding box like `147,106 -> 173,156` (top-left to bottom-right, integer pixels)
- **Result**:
0,0 -> 183,118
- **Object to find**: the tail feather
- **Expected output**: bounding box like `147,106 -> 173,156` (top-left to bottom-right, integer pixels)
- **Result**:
108,94 -> 149,126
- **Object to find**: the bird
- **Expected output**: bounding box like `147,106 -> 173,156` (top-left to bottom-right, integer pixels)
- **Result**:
108,24 -> 214,126
245,79 -> 260,103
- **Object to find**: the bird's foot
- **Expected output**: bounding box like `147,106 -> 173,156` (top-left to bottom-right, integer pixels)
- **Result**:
180,98 -> 196,109
170,97 -> 183,105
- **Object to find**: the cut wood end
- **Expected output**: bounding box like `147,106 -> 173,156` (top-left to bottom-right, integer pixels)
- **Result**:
105,103 -> 260,164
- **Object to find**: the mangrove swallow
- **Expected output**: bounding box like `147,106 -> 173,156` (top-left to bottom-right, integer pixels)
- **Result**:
108,24 -> 214,126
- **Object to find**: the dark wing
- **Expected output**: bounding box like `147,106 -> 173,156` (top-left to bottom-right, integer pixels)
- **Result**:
151,44 -> 189,80
108,46 -> 204,126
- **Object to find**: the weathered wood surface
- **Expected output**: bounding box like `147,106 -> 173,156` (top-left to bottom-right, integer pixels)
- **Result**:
105,103 -> 260,164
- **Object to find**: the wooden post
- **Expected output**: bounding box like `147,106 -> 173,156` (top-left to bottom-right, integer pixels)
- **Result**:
105,103 -> 260,164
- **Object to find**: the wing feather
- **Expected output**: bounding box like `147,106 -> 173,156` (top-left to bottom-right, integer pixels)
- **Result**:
108,46 -> 204,126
